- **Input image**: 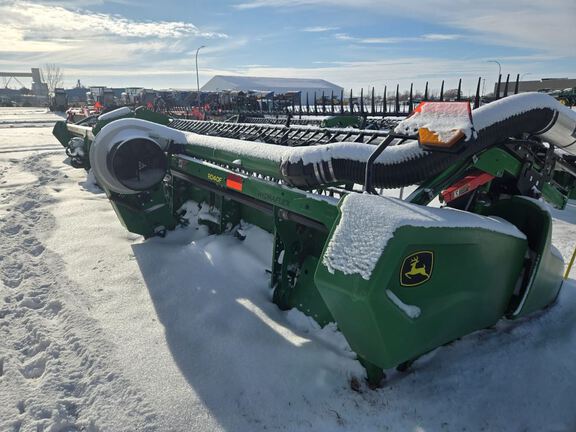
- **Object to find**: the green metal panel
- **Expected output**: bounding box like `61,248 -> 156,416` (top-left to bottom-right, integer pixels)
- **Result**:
240,205 -> 274,232
52,121 -> 94,148
91,108 -> 170,135
52,121 -> 72,147
555,171 -> 576,200
541,183 -> 568,210
171,155 -> 339,230
483,196 -> 564,318
108,185 -> 178,238
110,152 -> 338,242
518,247 -> 564,316
196,193 -> 242,234
473,147 -> 522,178
407,160 -> 469,205
271,212 -> 333,326
182,146 -> 282,180
408,147 -> 526,206
170,156 -> 339,326
321,115 -> 362,128
134,108 -> 171,125
314,204 -> 527,372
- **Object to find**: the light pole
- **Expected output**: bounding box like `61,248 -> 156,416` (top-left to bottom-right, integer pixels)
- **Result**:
195,45 -> 206,108
520,72 -> 531,81
488,60 -> 501,77
487,60 -> 501,96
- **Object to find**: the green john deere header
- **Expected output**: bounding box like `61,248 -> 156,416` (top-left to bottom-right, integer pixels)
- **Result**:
53,92 -> 576,384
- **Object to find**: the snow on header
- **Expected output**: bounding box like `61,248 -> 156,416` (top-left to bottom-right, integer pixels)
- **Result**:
394,92 -> 576,148
180,130 -> 426,167
394,101 -> 474,142
285,140 -> 425,166
471,92 -> 572,132
386,290 -> 421,319
183,132 -> 287,162
96,119 -> 428,172
322,193 -> 526,280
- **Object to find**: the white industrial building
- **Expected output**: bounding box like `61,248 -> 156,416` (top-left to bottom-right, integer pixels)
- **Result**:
201,75 -> 343,104
493,77 -> 576,95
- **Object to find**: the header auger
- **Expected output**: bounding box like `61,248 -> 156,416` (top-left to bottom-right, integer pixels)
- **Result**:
53,92 -> 576,385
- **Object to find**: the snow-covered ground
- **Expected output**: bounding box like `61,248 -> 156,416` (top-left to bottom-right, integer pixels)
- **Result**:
0,107 -> 575,432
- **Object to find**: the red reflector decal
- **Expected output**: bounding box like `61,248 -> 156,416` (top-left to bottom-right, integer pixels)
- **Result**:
226,174 -> 243,192
441,172 -> 495,203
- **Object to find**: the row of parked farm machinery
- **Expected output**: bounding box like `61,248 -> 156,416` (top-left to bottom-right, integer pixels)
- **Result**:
53,91 -> 576,385
62,73 -> 544,125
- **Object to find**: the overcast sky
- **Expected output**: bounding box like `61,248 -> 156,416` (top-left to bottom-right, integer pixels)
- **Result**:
1,0 -> 574,94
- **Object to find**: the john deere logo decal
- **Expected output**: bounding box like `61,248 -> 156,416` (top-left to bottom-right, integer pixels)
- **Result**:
401,251 -> 433,287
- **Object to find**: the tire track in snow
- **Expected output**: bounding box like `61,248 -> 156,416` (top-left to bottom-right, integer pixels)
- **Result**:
0,155 -> 161,432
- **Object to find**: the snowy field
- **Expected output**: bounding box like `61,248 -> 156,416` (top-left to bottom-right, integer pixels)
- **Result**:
0,107 -> 575,432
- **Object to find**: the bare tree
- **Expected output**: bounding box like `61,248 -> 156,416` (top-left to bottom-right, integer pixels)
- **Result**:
42,64 -> 64,94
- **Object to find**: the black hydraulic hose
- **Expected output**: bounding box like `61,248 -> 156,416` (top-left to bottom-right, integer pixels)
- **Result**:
280,104 -> 558,189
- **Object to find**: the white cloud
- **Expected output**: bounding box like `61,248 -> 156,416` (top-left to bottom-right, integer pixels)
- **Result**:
0,1 -> 227,41
241,64 -> 271,68
358,37 -> 408,44
422,34 -> 460,41
0,1 -> 232,88
18,0 -> 140,6
334,33 -> 354,41
302,26 -> 339,32
4,51 -> 561,93
233,0 -> 575,56
1,28 -> 71,52
216,54 -> 574,96
332,33 -> 462,45
225,58 -> 489,92
1,0 -> 571,92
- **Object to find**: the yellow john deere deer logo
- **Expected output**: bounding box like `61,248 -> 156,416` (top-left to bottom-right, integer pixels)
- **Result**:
400,251 -> 434,287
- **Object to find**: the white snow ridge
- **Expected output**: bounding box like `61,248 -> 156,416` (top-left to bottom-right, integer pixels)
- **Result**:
323,193 -> 525,280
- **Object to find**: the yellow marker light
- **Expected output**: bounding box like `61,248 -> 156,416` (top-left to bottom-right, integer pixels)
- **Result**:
418,127 -> 466,148
398,101 -> 473,149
